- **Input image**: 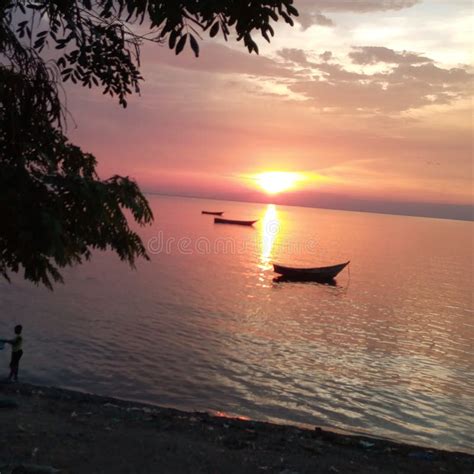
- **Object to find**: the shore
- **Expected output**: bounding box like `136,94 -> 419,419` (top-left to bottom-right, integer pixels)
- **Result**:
0,383 -> 472,473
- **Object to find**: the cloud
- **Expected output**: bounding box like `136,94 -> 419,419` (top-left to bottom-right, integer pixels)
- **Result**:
295,0 -> 420,28
142,39 -> 473,116
298,11 -> 334,30
282,47 -> 473,113
297,0 -> 420,13
349,46 -> 433,65
146,41 -> 472,115
320,51 -> 333,62
314,62 -> 368,82
277,48 -> 310,65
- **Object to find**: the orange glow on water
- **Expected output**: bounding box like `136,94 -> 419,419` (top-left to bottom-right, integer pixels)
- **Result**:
213,411 -> 251,421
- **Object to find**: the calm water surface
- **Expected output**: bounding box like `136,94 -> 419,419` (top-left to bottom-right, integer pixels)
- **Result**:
1,195 -> 473,453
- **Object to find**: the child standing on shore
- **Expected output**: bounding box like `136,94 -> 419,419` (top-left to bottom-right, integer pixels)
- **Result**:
1,325 -> 23,382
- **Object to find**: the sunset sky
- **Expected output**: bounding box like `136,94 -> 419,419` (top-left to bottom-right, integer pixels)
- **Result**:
68,0 -> 473,220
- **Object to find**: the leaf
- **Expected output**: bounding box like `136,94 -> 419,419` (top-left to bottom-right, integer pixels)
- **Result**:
287,5 -> 299,16
189,35 -> 199,57
210,22 -> 219,38
281,12 -> 294,26
175,34 -> 187,55
168,30 -> 178,49
34,37 -> 45,49
267,9 -> 278,22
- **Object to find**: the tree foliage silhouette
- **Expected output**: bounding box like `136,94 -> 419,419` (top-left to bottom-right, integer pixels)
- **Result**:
0,1 -> 298,288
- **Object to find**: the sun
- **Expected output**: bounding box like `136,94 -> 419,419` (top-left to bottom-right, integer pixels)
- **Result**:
256,172 -> 302,194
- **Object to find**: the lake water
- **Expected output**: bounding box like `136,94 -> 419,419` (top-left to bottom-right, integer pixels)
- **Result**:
1,195 -> 473,453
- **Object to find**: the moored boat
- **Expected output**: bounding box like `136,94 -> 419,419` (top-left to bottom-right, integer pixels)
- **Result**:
214,217 -> 258,226
273,261 -> 350,282
202,211 -> 224,215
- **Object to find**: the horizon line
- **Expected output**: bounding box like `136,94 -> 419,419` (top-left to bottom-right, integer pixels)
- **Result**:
142,190 -> 474,223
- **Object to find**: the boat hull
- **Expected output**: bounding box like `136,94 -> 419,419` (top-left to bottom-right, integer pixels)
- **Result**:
214,218 -> 257,226
273,261 -> 350,281
202,211 -> 224,215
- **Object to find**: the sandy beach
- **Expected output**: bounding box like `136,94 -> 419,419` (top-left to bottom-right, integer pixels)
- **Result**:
0,382 -> 472,473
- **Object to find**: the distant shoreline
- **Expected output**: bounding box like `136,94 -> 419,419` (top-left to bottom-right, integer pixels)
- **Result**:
1,382 -> 472,473
143,191 -> 474,223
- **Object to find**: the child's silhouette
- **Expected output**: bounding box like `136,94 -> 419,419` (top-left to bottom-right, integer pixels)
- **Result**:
1,324 -> 23,382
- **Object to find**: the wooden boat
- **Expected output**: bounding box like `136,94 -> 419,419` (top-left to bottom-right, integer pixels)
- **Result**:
214,217 -> 258,226
202,211 -> 224,216
273,261 -> 350,282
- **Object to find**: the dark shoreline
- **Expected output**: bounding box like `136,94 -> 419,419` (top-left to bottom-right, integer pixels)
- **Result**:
1,382 -> 473,473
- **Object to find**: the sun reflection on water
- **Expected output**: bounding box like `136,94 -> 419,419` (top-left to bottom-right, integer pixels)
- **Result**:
259,204 -> 279,271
